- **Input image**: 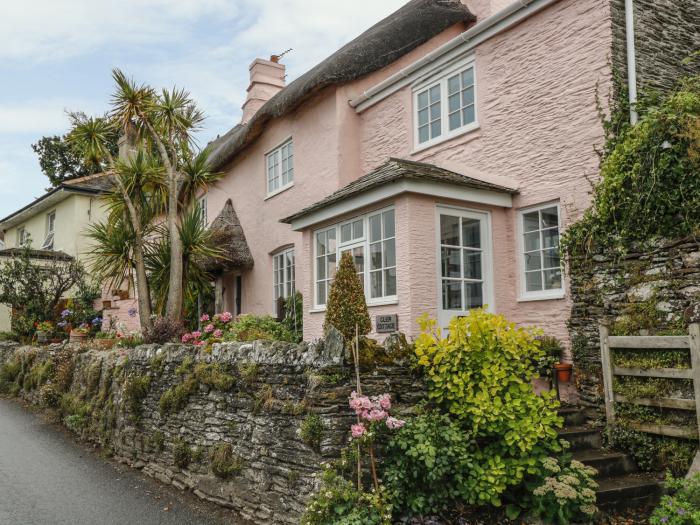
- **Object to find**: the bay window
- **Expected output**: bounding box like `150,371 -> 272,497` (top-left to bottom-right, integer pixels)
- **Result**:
314,207 -> 396,307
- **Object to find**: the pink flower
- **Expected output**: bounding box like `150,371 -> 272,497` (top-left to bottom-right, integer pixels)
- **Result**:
351,424 -> 366,439
213,329 -> 223,338
376,394 -> 392,410
220,311 -> 233,323
181,333 -> 193,343
200,314 -> 210,322
191,331 -> 202,339
349,392 -> 373,418
204,323 -> 215,333
366,409 -> 388,422
385,416 -> 405,430
195,340 -> 206,346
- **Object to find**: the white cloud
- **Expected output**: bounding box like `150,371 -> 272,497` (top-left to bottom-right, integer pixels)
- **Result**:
0,0 -> 239,62
0,100 -> 90,134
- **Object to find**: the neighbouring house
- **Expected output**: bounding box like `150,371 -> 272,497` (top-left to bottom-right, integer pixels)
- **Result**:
202,0 -> 699,344
0,174 -> 139,332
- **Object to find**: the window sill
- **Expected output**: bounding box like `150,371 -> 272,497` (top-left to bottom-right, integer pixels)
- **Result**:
310,298 -> 398,313
411,122 -> 480,155
265,183 -> 294,200
517,290 -> 566,302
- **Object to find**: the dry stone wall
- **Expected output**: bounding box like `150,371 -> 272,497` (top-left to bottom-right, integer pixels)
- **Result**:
0,336 -> 422,524
568,237 -> 700,416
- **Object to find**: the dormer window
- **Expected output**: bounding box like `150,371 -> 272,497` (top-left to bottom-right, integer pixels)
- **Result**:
266,139 -> 293,196
41,211 -> 55,250
414,58 -> 477,150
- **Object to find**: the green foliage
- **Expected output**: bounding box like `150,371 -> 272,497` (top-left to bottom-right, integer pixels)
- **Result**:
32,130 -> 117,187
563,76 -> 700,257
323,251 -> 371,342
0,331 -> 19,342
149,431 -> 165,452
606,425 -> 696,476
159,377 -> 198,415
301,464 -> 391,525
0,245 -> 89,336
535,336 -> 564,376
650,473 -> 700,525
193,363 -> 235,391
172,438 -> 191,469
383,411 -> 477,515
237,362 -> 259,386
613,348 -> 690,369
0,358 -> 23,395
514,457 -> 598,524
223,314 -> 297,343
613,376 -> 694,400
299,414 -> 324,452
116,334 -> 144,348
615,402 -> 696,428
282,291 -> 304,342
23,360 -> 55,391
210,443 -> 242,479
60,394 -> 91,433
412,311 -> 563,506
175,356 -> 194,376
123,375 -> 151,417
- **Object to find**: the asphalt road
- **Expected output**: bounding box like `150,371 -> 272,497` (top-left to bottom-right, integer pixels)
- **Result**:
0,398 -> 236,525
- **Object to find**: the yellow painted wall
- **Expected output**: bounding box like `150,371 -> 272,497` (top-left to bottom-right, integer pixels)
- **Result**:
4,194 -> 108,261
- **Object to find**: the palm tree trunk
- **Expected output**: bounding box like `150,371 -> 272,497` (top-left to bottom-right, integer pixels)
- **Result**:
165,174 -> 184,320
132,236 -> 153,330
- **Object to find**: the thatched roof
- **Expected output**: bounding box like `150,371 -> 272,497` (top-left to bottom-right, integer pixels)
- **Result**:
281,158 -> 518,224
207,0 -> 475,170
205,199 -> 254,274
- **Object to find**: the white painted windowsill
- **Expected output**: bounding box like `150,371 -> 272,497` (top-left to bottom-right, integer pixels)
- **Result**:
411,122 -> 480,155
517,290 -> 566,302
309,298 -> 399,314
265,183 -> 294,201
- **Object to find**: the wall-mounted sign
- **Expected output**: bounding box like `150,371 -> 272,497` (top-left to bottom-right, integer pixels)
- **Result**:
376,314 -> 398,333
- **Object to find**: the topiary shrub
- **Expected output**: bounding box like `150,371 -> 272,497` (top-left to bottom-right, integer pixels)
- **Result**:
412,310 -> 563,507
324,251 -> 370,342
210,443 -> 242,479
143,316 -> 185,344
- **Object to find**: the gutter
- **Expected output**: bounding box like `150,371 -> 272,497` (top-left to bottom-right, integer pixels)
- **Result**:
349,0 -> 561,113
625,0 -> 638,124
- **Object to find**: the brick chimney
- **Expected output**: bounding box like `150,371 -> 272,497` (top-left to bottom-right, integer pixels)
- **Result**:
241,56 -> 286,124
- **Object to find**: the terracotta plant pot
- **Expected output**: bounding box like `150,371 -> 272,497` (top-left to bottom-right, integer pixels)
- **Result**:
69,331 -> 88,344
554,362 -> 573,383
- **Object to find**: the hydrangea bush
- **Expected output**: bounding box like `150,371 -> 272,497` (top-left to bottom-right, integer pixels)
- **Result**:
180,312 -> 295,346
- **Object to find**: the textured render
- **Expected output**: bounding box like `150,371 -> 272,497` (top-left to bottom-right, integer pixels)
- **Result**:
0,340 -> 422,524
611,0 -> 700,96
353,0 -> 612,346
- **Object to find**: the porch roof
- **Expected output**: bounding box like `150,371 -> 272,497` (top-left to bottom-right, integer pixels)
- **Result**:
0,248 -> 73,261
204,199 -> 254,274
280,158 -> 518,230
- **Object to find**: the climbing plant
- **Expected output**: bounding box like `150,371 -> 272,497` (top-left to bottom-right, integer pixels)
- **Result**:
562,74 -> 700,258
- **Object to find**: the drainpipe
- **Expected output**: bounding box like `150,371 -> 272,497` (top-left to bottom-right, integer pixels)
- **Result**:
625,0 -> 638,124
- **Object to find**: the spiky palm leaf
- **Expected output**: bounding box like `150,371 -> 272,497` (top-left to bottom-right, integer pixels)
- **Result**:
178,148 -> 222,208
85,216 -> 136,293
67,112 -> 117,169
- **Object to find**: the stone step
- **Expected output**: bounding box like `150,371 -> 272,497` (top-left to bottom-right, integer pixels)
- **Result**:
572,449 -> 638,478
558,406 -> 586,427
596,473 -> 663,509
558,426 -> 603,451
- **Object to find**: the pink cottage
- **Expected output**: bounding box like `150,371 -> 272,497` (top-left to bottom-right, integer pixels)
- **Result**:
201,0 -> 698,345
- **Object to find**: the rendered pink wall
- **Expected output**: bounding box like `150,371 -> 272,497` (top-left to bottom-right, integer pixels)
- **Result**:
211,0 -> 612,347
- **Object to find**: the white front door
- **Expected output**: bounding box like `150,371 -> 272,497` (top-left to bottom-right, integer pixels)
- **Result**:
436,207 -> 492,329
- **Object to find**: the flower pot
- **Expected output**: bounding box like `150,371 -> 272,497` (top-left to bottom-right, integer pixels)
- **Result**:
102,300 -> 112,309
36,331 -> 50,344
69,331 -> 88,344
554,362 -> 573,383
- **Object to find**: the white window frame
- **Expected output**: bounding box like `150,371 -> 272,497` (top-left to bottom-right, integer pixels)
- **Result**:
434,205 -> 494,328
197,195 -> 208,227
412,56 -> 478,153
312,206 -> 397,309
17,227 -> 27,247
517,202 -> 565,302
41,211 -> 56,250
265,137 -> 294,198
272,247 -> 295,307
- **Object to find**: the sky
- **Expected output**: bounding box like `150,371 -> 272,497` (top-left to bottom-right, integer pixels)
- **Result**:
0,0 -> 408,218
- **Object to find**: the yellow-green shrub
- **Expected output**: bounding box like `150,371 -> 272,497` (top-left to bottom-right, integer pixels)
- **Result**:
412,310 -> 563,506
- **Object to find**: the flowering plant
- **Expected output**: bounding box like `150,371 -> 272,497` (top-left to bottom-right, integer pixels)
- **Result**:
71,323 -> 92,335
522,456 -> 598,524
650,473 -> 700,525
35,321 -> 54,333
348,392 -> 404,439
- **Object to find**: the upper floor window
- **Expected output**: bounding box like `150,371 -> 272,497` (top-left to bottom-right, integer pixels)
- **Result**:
314,207 -> 396,308
266,139 -> 293,196
17,227 -> 28,247
41,211 -> 56,250
197,196 -> 207,227
519,203 -> 563,300
414,61 -> 476,149
273,247 -> 295,303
